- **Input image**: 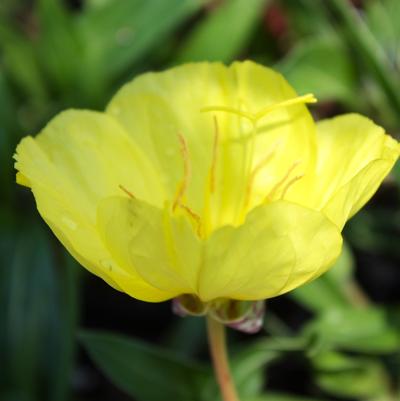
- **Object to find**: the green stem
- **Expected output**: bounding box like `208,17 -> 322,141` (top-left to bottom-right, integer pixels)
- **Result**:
327,0 -> 400,115
206,316 -> 240,401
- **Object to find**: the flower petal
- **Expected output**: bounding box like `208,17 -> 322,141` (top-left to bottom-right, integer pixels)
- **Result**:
14,110 -> 169,301
107,61 -> 316,228
292,114 -> 400,228
97,196 -> 202,297
199,201 -> 342,301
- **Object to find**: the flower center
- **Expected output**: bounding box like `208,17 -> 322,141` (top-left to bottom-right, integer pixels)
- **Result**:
120,93 -> 316,239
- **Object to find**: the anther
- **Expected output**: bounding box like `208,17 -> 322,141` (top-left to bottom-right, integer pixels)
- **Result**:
172,134 -> 191,211
119,184 -> 135,198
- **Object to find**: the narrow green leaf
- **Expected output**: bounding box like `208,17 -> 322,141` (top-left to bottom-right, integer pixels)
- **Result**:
248,394 -> 328,401
365,0 -> 400,66
80,330 -> 207,401
0,23 -> 48,103
290,243 -> 354,313
36,0 -> 81,98
50,254 -> 81,401
277,34 -> 358,106
175,0 -> 268,63
2,223 -> 59,399
304,306 -> 400,354
313,351 -> 388,398
326,0 -> 400,115
78,0 -> 203,80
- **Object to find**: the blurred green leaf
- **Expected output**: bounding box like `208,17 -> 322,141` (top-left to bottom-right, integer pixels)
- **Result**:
78,0 -> 203,88
290,242 -> 354,313
281,0 -> 331,37
1,223 -> 59,400
0,22 -> 48,104
80,330 -> 207,401
277,34 -> 358,106
164,316 -> 206,357
326,0 -> 400,115
50,254 -> 81,401
175,0 -> 268,63
0,219 -> 80,401
304,306 -> 400,355
36,0 -> 81,98
248,394 -> 327,401
365,0 -> 400,67
313,351 -> 388,398
0,70 -> 16,203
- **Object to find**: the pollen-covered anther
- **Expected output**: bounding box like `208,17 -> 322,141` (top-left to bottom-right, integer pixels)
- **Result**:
119,184 -> 135,198
172,133 -> 191,211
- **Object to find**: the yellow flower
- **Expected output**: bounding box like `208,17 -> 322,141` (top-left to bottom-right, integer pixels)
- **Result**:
14,61 -> 399,303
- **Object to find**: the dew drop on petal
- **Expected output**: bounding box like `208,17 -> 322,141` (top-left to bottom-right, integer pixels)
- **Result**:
62,216 -> 77,230
100,258 -> 114,272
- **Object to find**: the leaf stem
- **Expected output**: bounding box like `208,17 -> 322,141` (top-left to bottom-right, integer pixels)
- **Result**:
206,315 -> 240,401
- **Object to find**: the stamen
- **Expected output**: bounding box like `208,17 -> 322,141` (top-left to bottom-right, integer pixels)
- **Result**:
201,106 -> 255,122
266,161 -> 301,201
242,142 -> 280,211
255,94 -> 317,121
172,133 -> 191,211
209,115 -> 219,193
119,184 -> 135,199
280,174 -> 304,200
180,204 -> 203,237
201,94 -> 317,125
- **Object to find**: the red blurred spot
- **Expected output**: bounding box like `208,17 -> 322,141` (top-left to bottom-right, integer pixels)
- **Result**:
264,3 -> 288,38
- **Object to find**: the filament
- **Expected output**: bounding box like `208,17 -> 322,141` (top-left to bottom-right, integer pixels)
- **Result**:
173,134 -> 191,211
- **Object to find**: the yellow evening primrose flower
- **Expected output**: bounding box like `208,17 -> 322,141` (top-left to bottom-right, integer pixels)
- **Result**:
14,61 -> 399,304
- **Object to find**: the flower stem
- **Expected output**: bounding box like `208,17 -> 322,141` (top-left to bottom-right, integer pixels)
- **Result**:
206,315 -> 240,401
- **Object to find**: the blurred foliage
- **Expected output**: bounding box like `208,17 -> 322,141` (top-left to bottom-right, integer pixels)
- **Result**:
1,0 -> 400,401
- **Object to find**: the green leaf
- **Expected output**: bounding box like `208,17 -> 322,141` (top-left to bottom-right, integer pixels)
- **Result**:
290,242 -> 354,313
248,394 -> 328,401
280,0 -> 332,37
36,0 -> 81,98
0,70 -> 16,203
0,22 -> 48,103
80,330 -> 207,401
304,306 -> 400,355
326,0 -> 400,115
50,254 -> 81,401
313,351 -> 388,398
365,0 -> 400,66
1,223 -> 60,399
175,0 -> 268,63
78,0 -> 203,81
277,34 -> 358,105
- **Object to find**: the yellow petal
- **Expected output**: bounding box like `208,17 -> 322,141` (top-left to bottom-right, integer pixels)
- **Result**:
199,200 -> 342,301
292,114 -> 400,228
97,196 -> 202,296
107,61 -> 316,229
14,110 -> 169,301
